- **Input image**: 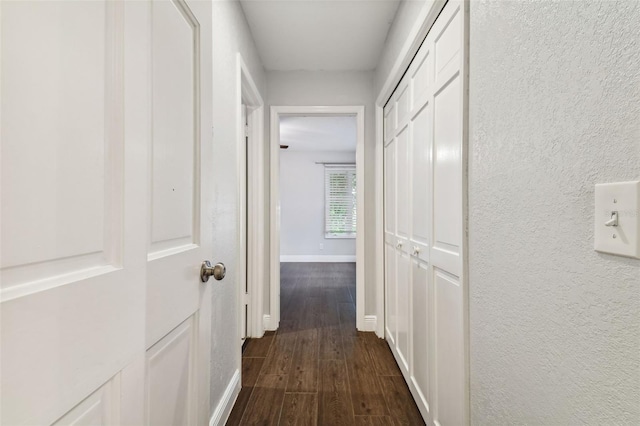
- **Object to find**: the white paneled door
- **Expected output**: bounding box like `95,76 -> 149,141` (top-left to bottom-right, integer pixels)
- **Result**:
1,0 -> 213,424
383,1 -> 468,425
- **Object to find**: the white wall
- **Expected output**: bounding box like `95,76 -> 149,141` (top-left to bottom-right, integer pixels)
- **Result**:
468,1 -> 640,423
374,0 -> 430,96
210,0 -> 266,418
266,71 -> 377,315
280,150 -> 356,260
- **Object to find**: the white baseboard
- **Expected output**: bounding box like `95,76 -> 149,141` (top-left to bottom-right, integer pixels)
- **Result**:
362,315 -> 377,332
280,255 -> 356,263
263,314 -> 277,331
209,369 -> 240,426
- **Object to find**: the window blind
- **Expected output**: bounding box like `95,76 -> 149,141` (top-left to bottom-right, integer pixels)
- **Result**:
324,165 -> 356,238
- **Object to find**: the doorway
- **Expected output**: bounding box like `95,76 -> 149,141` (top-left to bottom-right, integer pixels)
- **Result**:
269,106 -> 365,331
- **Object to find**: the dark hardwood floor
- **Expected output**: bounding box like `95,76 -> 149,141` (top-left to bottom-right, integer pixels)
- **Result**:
227,262 -> 424,426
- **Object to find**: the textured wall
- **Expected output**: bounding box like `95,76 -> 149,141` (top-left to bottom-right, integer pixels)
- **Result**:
210,0 -> 266,415
266,71 -> 377,314
280,150 -> 357,257
468,1 -> 640,424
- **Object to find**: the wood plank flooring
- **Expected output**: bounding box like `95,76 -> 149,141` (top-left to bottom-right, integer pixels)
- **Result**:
227,262 -> 424,426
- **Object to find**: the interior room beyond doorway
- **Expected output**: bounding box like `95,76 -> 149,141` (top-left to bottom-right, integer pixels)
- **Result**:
279,115 -> 357,264
268,106 -> 366,333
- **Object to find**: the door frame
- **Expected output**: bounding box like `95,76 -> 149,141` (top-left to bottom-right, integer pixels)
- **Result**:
269,106 -> 366,331
236,53 -> 265,339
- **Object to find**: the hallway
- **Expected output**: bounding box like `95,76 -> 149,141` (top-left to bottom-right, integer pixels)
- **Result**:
228,263 -> 424,425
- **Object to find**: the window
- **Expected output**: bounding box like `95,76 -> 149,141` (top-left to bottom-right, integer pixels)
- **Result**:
324,165 -> 356,238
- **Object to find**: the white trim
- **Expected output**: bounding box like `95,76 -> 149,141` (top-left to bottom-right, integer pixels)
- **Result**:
375,104 -> 385,338
280,255 -> 356,263
270,105 -> 366,331
263,314 -> 276,331
354,109 -> 366,332
208,369 -> 241,426
236,53 -> 265,342
248,106 -> 265,339
269,110 -> 281,331
462,3 -> 471,423
238,54 -> 263,107
375,0 -> 447,106
374,0 -> 447,340
363,315 -> 377,332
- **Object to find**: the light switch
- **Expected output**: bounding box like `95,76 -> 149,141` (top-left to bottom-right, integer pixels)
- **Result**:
594,181 -> 640,259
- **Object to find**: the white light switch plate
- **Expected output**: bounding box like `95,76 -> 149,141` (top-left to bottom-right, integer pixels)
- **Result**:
594,181 -> 640,259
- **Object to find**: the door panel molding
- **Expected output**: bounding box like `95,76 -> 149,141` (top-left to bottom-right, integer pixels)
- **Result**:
53,374 -> 121,426
148,0 -> 201,256
145,315 -> 198,426
1,0 -> 125,302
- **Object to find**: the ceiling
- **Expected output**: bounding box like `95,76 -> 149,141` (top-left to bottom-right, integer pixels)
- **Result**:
239,0 -> 401,71
279,116 -> 356,151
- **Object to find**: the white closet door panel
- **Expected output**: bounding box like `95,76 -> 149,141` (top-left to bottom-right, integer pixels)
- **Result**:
411,259 -> 431,413
384,142 -> 396,235
384,104 -> 396,144
430,246 -> 461,279
410,103 -> 432,263
434,3 -> 462,85
145,315 -> 197,426
396,127 -> 409,238
410,47 -> 433,113
395,83 -> 410,131
396,250 -> 410,371
433,268 -> 464,426
385,233 -> 397,246
385,243 -> 397,345
432,74 -> 462,276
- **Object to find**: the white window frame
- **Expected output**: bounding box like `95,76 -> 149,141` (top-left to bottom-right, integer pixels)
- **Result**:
324,165 -> 356,239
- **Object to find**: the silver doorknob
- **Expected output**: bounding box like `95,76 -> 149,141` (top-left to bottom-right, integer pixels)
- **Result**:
200,261 -> 226,282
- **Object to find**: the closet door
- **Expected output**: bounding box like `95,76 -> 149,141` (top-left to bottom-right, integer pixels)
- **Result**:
383,104 -> 397,345
395,81 -> 411,371
382,1 -> 467,425
430,2 -> 467,426
408,38 -> 434,415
